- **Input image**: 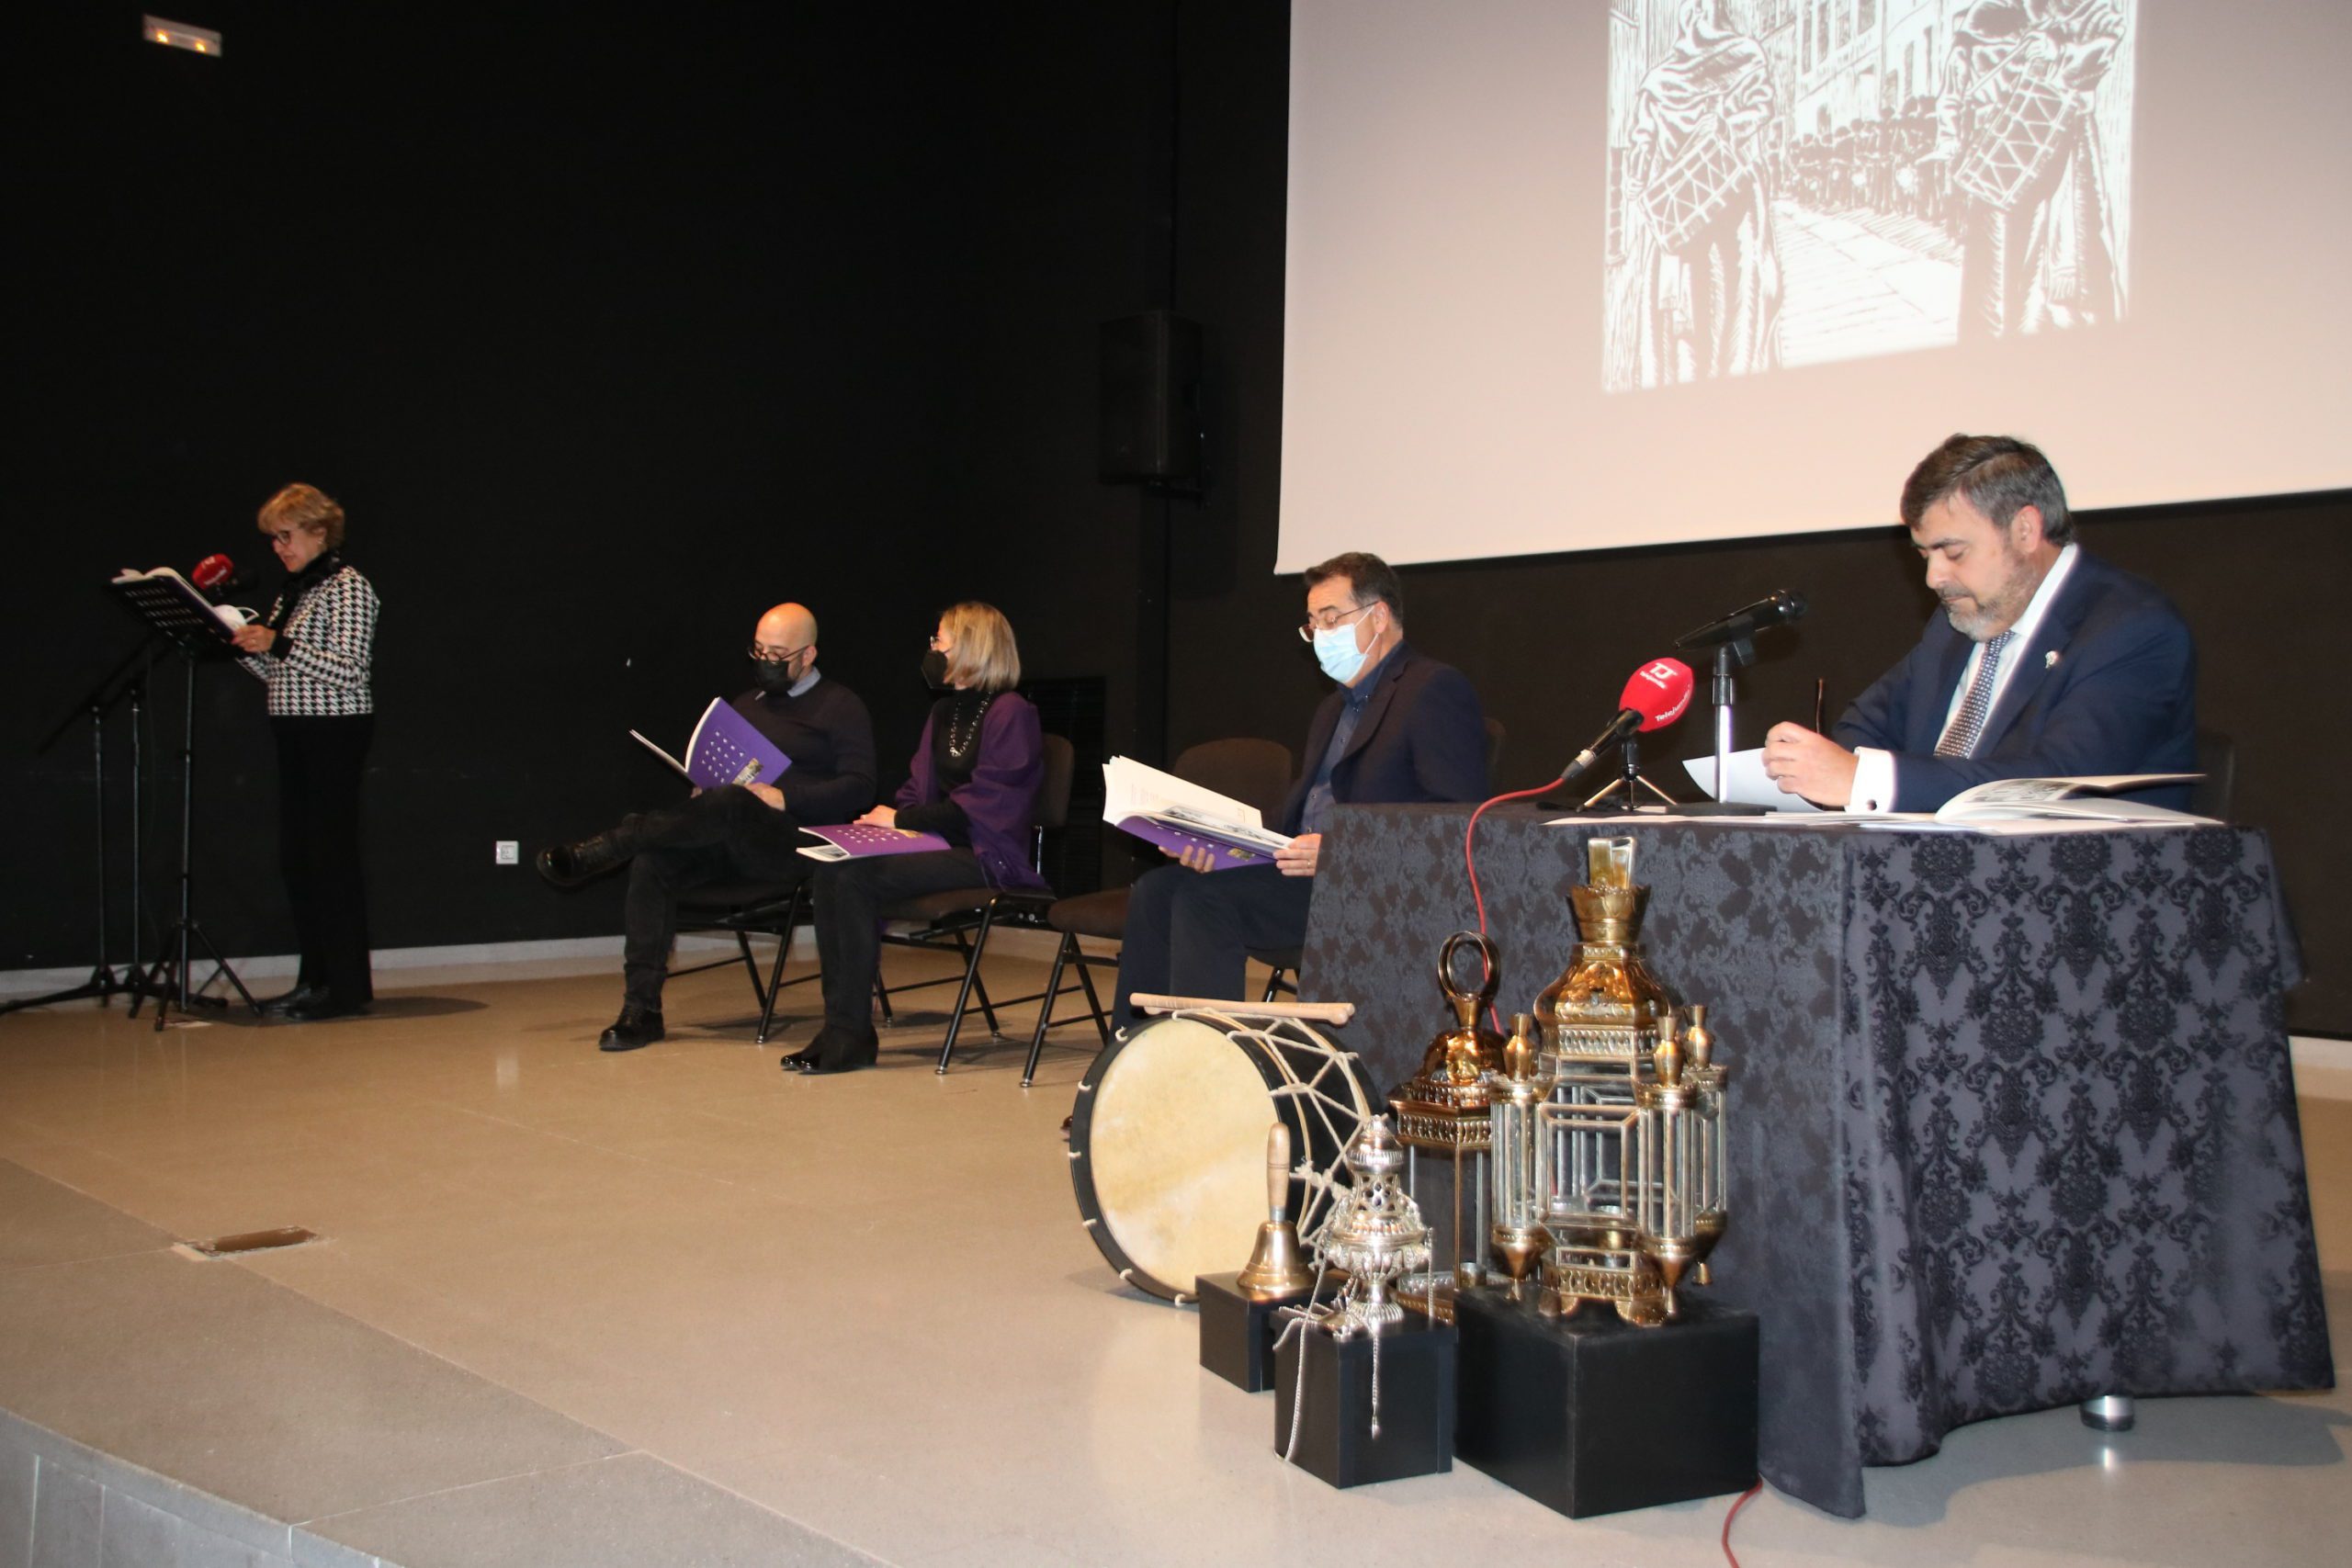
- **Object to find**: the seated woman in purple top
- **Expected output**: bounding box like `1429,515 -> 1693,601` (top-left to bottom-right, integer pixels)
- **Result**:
787,601 -> 1046,1075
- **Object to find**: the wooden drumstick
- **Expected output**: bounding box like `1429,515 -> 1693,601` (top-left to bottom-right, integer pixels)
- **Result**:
1132,993 -> 1357,1026
1266,1122 -> 1292,1223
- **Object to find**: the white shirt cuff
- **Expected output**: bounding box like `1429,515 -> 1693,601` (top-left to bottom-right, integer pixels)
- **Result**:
1849,749 -> 1896,814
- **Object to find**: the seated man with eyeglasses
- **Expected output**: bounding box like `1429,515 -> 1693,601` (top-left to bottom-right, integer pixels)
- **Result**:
1112,551 -> 1489,1033
537,602 -> 876,1052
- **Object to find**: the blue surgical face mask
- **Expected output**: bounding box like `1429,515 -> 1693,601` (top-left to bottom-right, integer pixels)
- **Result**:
1312,615 -> 1373,683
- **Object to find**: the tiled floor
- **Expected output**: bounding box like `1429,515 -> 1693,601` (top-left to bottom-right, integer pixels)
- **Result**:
0,953 -> 2343,1567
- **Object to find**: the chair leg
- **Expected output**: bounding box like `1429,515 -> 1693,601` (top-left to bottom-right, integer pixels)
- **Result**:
873,966 -> 895,1025
754,925 -> 794,1045
735,931 -> 769,1012
1022,931 -> 1079,1088
1074,953 -> 1111,1047
936,904 -> 1000,1076
950,926 -> 1001,1036
1261,966 -> 1289,1003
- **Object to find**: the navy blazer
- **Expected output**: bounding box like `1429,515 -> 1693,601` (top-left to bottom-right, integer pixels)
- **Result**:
1831,551 -> 2198,812
1278,642 -> 1490,834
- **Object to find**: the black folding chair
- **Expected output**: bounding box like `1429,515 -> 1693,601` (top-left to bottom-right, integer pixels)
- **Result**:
874,734 -> 1075,1074
671,878 -> 817,1044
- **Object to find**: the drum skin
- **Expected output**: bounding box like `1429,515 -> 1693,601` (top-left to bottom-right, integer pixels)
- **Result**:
1071,1017 -> 1285,1303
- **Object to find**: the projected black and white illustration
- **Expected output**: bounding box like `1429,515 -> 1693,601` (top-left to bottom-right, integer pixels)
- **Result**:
1604,0 -> 2136,389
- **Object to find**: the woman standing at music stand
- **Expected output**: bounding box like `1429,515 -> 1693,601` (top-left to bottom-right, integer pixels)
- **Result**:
229,483 -> 381,1021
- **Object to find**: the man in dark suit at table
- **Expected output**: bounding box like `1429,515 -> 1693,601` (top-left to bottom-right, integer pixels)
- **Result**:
1112,551 -> 1489,1032
1761,433 -> 2197,812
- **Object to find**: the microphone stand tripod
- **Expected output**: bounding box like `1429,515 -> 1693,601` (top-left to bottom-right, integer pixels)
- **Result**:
0,637 -> 164,1019
1577,735 -> 1679,811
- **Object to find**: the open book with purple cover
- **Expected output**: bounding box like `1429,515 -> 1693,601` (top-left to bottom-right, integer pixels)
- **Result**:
797,824 -> 953,862
1102,756 -> 1293,871
630,699 -> 793,790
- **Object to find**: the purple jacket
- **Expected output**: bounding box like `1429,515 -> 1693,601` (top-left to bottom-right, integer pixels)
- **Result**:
895,692 -> 1049,891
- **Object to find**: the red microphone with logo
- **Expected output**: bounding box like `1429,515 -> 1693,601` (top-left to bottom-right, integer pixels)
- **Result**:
1562,658 -> 1695,779
191,554 -> 247,595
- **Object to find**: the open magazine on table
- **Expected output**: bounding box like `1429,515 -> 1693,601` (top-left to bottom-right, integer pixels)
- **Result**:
1922,773 -> 2206,825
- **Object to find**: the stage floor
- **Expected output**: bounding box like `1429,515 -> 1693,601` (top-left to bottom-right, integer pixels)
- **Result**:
2,953 -> 2345,1567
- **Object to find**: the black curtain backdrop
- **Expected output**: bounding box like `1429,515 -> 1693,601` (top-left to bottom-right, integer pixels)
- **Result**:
6,3 -> 2345,1033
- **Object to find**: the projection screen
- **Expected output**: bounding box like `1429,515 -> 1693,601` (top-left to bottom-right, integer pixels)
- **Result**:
1278,0 -> 2352,570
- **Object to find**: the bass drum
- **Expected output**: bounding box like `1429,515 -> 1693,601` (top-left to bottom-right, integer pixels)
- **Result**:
1069,1010 -> 1374,1303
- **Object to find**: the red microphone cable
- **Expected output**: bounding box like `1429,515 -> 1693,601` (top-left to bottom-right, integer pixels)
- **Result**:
1464,779 -> 1565,1031
1721,1478 -> 1764,1567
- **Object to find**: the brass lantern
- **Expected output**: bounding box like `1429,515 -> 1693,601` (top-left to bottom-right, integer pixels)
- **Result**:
1635,1006 -> 1728,1296
1390,931 -> 1508,1316
1487,1013 -> 1553,1294
1523,836 -> 1731,1326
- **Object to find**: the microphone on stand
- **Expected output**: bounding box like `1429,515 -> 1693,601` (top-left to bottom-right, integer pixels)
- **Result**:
1561,658 -> 1695,780
1674,590 -> 1806,808
1673,589 -> 1807,651
191,555 -> 263,631
191,554 -> 260,597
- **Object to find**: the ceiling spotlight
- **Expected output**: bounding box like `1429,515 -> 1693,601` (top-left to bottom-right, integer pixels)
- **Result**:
143,16 -> 222,58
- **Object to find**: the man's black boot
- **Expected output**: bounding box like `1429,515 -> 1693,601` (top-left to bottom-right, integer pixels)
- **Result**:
537,827 -> 637,887
598,1003 -> 665,1052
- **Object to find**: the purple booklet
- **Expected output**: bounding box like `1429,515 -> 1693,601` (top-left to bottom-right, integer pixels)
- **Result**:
631,699 -> 792,790
1114,815 -> 1279,870
797,824 -> 952,862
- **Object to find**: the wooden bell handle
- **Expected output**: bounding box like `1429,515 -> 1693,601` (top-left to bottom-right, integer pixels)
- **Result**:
1265,1122 -> 1292,1220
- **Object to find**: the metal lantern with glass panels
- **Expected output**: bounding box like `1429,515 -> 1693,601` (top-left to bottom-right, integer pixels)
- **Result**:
1508,836 -> 1729,1326
1389,931 -> 1509,1320
1486,1012 -> 1553,1294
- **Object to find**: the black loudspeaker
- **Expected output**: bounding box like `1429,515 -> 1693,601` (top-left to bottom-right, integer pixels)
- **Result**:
1099,310 -> 1203,487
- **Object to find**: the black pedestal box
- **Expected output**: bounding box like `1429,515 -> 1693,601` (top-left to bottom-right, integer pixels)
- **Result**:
1196,1271 -> 1295,1393
1272,1314 -> 1455,1488
1454,1287 -> 1758,1517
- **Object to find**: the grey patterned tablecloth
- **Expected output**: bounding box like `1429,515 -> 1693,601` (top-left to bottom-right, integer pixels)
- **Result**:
1300,804 -> 2332,1518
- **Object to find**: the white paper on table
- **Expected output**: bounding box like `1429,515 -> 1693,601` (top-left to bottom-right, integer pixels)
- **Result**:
1680,750 -> 1824,814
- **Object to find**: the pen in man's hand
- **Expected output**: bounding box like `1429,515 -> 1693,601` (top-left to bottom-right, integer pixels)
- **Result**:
1813,678 -> 1825,734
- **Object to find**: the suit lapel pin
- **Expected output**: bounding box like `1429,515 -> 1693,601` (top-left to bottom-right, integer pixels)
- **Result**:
2044,649 -> 2061,670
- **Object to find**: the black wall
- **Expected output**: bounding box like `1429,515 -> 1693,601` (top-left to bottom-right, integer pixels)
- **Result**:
7,3 -> 2345,1033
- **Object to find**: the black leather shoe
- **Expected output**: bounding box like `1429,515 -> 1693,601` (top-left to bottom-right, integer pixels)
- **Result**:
598,1004 -> 664,1053
781,1026 -> 878,1075
259,983 -> 323,1017
280,995 -> 369,1022
537,830 -> 633,888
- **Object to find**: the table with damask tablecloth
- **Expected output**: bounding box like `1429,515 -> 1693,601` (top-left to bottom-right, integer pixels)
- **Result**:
1298,803 -> 2332,1517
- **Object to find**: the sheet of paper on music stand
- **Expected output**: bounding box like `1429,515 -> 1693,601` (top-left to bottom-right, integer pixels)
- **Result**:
1681,750 -> 1822,813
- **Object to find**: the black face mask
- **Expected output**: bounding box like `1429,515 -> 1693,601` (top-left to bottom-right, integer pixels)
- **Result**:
752,657 -> 799,694
920,649 -> 950,690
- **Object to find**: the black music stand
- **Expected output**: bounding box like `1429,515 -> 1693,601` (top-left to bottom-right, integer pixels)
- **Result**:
106,570 -> 264,1029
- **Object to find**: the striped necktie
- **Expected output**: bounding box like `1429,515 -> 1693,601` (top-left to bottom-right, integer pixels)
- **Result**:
1936,630 -> 2013,759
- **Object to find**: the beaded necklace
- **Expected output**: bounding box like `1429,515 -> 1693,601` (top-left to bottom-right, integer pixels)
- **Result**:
942,691 -> 997,772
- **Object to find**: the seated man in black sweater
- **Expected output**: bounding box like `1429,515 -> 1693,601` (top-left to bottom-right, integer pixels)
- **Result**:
538,603 -> 876,1051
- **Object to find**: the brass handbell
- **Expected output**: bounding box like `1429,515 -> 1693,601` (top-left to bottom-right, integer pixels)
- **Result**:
1236,1122 -> 1315,1300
